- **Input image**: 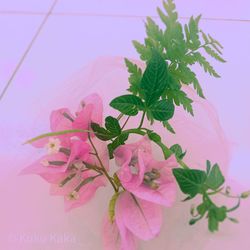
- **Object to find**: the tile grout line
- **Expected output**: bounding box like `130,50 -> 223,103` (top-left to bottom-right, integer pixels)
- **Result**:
0,0 -> 59,102
0,10 -> 250,23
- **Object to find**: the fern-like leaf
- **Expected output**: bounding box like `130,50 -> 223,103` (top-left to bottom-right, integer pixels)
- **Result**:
166,89 -> 194,115
124,58 -> 142,95
194,52 -> 220,78
203,46 -> 226,63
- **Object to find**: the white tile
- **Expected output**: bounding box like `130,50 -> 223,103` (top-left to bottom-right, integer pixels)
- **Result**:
54,0 -> 250,20
0,0 -> 52,12
0,15 -> 43,93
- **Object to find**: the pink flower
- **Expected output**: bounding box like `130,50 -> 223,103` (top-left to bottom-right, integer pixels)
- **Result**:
21,139 -> 91,180
32,93 -> 103,148
103,191 -> 162,250
22,137 -> 109,211
21,93 -> 107,211
114,136 -> 177,207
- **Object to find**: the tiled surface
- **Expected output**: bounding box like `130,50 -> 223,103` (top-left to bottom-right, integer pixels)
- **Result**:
0,0 -> 52,12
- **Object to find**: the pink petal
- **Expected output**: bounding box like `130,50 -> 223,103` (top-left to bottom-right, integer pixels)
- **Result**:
114,145 -> 132,166
102,215 -> 121,250
129,155 -> 177,206
20,153 -> 68,179
126,136 -> 152,155
120,150 -> 146,190
116,192 -> 163,240
115,207 -> 138,250
50,108 -> 74,132
72,103 -> 93,140
31,137 -> 49,148
67,140 -> 91,166
82,93 -> 103,125
64,176 -> 105,211
130,182 -> 176,207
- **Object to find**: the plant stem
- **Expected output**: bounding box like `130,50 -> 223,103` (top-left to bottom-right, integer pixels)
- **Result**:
87,132 -> 118,192
186,42 -> 214,56
121,116 -> 130,130
24,129 -> 91,144
138,111 -> 146,129
117,113 -> 124,121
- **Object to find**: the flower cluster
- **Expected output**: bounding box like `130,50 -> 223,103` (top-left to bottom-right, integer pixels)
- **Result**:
22,94 -> 178,249
21,94 -> 109,211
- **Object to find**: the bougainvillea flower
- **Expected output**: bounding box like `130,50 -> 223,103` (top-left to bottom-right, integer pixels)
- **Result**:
103,191 -> 162,250
21,139 -> 91,181
50,137 -> 109,211
114,137 -> 177,207
32,93 -> 103,148
21,137 -> 109,211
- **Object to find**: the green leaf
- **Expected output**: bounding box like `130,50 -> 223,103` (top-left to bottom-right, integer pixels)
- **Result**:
208,209 -> 219,232
197,202 -> 209,216
132,40 -> 151,61
140,50 -> 169,105
163,0 -> 178,23
107,133 -> 129,159
173,168 -> 207,198
203,46 -> 226,63
206,163 -> 225,190
125,58 -> 142,95
192,77 -> 205,98
194,52 -> 220,78
170,144 -> 186,159
208,34 -> 223,49
147,131 -> 162,143
105,116 -> 121,136
91,123 -> 114,141
110,95 -> 144,116
169,63 -> 205,98
201,30 -> 209,43
162,121 -> 175,134
150,99 -> 175,121
146,17 -> 164,42
206,160 -> 212,174
208,206 -> 227,232
186,16 -> 201,50
166,89 -> 194,115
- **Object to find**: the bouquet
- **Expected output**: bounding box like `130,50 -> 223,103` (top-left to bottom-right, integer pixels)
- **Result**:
21,1 -> 249,249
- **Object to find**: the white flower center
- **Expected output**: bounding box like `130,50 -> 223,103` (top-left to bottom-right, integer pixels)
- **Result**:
41,159 -> 49,167
45,138 -> 61,154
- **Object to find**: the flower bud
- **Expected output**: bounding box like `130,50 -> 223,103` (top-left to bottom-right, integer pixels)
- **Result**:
68,191 -> 79,200
241,190 -> 250,199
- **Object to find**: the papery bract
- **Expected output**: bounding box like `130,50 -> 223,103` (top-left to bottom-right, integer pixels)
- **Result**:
103,191 -> 162,250
21,139 -> 91,180
114,137 -> 177,207
32,93 -> 103,148
103,214 -> 137,250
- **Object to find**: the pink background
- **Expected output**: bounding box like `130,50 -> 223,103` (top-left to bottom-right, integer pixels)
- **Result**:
0,1 -> 250,249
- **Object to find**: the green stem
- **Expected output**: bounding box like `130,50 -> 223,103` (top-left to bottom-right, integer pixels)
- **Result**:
227,198 -> 241,213
138,111 -> 146,129
219,192 -> 240,199
186,42 -> 214,57
24,129 -> 91,144
121,116 -> 130,130
117,113 -> 124,121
